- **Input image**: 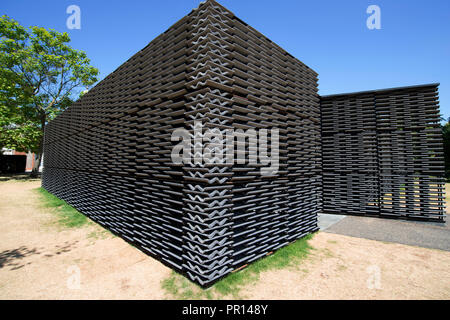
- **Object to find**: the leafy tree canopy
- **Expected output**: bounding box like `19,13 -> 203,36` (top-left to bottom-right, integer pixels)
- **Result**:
0,15 -> 98,162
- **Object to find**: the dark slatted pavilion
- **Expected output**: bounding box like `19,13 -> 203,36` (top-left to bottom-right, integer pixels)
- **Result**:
321,84 -> 445,221
43,1 -> 445,286
42,0 -> 321,286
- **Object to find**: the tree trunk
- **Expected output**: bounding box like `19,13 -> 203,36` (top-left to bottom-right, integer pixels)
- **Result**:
30,151 -> 42,177
30,113 -> 46,178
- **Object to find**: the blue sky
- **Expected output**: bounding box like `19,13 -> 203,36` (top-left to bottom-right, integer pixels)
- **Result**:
2,0 -> 450,121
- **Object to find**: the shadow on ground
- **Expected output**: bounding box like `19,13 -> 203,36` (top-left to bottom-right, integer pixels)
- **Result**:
0,241 -> 79,271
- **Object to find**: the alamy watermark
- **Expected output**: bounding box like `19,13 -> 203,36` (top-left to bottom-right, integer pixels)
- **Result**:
366,265 -> 381,289
367,5 -> 381,30
66,5 -> 81,30
171,121 -> 279,176
67,265 -> 81,290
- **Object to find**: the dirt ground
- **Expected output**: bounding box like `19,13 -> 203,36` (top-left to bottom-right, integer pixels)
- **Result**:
0,179 -> 170,299
243,232 -> 450,299
0,179 -> 449,299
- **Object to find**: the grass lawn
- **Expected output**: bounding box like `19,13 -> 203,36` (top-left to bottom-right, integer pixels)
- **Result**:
36,187 -> 90,228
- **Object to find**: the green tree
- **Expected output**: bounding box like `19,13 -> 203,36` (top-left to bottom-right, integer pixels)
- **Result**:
0,15 -> 98,175
443,117 -> 450,182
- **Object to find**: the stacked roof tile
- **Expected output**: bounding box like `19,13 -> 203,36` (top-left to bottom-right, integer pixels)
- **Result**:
43,0 -> 446,286
42,0 -> 321,286
321,84 -> 445,221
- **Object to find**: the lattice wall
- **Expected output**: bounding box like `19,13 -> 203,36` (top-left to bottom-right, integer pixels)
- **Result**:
321,84 -> 445,221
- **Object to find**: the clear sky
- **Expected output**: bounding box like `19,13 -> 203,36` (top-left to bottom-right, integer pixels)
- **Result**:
2,0 -> 450,121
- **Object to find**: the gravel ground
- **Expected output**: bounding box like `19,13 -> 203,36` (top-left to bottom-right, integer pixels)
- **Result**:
323,184 -> 450,251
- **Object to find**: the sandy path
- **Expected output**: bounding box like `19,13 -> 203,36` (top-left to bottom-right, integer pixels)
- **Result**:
0,179 -> 449,299
0,180 -> 171,299
242,232 -> 450,299
243,184 -> 450,299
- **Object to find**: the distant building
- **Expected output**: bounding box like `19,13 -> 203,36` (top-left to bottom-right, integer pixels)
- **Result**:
1,148 -> 43,172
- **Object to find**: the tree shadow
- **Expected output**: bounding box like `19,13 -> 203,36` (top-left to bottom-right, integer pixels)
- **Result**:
0,240 -> 79,270
0,246 -> 40,270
